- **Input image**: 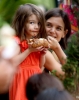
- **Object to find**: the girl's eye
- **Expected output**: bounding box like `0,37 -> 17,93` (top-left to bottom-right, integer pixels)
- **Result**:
38,22 -> 40,25
30,22 -> 34,24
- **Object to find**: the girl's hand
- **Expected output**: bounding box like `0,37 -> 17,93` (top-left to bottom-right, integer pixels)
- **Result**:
47,36 -> 59,50
28,42 -> 48,53
40,48 -> 48,56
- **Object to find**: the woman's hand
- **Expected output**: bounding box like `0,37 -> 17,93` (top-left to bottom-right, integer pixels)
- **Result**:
47,36 -> 67,65
47,36 -> 59,50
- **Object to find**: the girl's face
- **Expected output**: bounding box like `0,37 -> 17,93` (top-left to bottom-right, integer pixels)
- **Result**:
46,17 -> 66,42
25,14 -> 40,39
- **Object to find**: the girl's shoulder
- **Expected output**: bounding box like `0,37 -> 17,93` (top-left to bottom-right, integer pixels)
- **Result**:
13,36 -> 20,44
20,40 -> 28,50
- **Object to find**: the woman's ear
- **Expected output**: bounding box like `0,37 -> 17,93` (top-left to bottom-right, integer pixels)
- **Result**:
62,29 -> 68,38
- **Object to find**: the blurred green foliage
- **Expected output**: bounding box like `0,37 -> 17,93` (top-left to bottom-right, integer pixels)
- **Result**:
0,0 -> 55,27
51,32 -> 79,93
62,32 -> 79,92
62,0 -> 79,92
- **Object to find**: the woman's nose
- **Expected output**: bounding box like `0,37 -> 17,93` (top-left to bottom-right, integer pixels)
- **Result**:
48,28 -> 56,37
50,27 -> 56,33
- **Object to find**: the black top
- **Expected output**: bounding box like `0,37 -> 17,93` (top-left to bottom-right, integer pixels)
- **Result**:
0,92 -> 9,100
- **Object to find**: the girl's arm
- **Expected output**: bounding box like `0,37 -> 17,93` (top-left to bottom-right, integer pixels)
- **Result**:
11,46 -> 46,67
39,48 -> 48,71
40,54 -> 45,71
39,51 -> 46,69
11,48 -> 32,67
44,50 -> 65,76
47,36 -> 67,65
40,54 -> 45,68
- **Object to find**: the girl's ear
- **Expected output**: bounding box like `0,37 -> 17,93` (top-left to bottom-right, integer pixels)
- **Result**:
62,29 -> 68,38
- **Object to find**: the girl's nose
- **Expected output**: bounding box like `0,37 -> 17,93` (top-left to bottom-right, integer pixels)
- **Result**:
35,24 -> 39,29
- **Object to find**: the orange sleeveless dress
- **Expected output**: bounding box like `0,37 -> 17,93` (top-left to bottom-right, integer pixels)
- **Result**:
9,40 -> 41,100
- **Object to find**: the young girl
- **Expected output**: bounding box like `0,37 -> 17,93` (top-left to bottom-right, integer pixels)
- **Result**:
44,8 -> 71,69
9,3 -> 47,100
9,4 -> 63,100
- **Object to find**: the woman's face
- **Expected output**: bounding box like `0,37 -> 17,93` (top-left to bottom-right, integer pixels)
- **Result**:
45,17 -> 66,42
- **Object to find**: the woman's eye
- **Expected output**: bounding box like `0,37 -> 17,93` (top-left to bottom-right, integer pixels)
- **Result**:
57,27 -> 62,31
46,23 -> 52,28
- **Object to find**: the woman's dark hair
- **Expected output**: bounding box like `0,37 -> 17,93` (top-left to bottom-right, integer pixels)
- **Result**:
36,88 -> 74,100
45,8 -> 71,49
26,73 -> 64,100
12,3 -> 47,41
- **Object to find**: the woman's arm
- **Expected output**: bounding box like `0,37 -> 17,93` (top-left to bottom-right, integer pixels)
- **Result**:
53,45 -> 67,65
47,36 -> 67,65
44,50 -> 65,76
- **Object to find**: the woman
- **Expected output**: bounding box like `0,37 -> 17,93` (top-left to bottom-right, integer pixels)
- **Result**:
44,8 -> 71,73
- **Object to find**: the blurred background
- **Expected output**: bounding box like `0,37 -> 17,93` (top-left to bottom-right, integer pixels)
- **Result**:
0,0 -> 60,27
0,0 -> 79,33
0,1 -> 79,99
